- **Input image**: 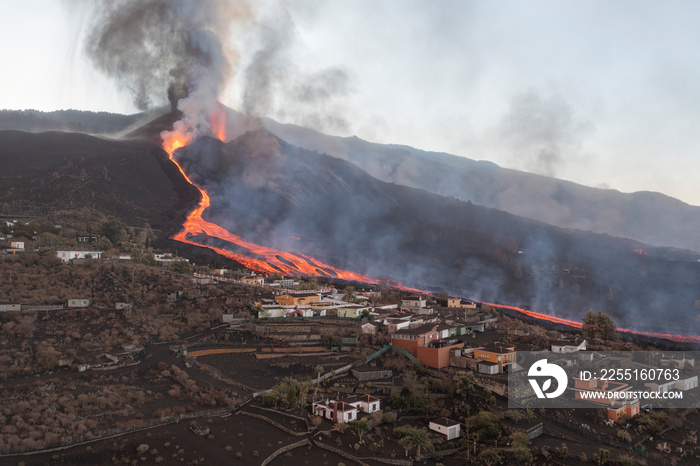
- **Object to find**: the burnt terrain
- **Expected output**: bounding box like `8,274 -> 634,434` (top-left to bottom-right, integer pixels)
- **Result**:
174,130 -> 700,335
2,110 -> 700,335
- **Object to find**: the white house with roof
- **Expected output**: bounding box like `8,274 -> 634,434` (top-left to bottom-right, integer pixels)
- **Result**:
551,338 -> 587,353
56,250 -> 103,263
675,376 -> 699,391
311,394 -> 381,423
311,400 -> 358,423
345,394 -> 381,413
429,417 -> 461,440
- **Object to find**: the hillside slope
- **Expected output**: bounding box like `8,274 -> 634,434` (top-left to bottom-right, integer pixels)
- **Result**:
174,130 -> 700,334
263,118 -> 700,252
0,130 -> 192,228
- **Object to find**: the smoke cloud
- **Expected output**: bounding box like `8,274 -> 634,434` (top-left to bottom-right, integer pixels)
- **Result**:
499,90 -> 592,177
82,0 -> 250,142
241,4 -> 355,134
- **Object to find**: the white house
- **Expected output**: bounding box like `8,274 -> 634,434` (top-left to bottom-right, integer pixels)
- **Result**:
360,322 -> 378,335
9,241 -> 24,250
644,381 -> 677,393
345,394 -> 381,413
675,376 -> 699,391
311,400 -> 358,423
56,250 -> 103,263
429,417 -> 461,440
551,339 -> 587,353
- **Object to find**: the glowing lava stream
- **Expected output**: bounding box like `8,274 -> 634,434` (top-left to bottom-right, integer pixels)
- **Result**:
483,302 -> 700,344
162,114 -> 697,343
162,122 -> 424,293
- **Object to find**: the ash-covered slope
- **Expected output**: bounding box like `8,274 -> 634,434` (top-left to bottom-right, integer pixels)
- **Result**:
0,109 -> 154,136
0,130 -> 191,228
263,118 -> 700,253
175,129 -> 700,335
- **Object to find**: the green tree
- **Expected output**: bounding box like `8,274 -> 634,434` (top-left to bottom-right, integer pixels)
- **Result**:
593,448 -> 610,465
510,432 -> 529,448
466,411 -> 501,442
456,372 -> 476,399
354,418 -> 370,444
98,216 -> 127,244
582,309 -> 619,341
616,454 -> 635,466
170,260 -> 192,274
141,253 -> 157,267
343,286 -> 357,303
479,448 -> 501,466
398,427 -> 433,461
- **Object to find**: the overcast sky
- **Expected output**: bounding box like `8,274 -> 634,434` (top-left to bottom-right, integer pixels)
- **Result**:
2,1 -> 700,206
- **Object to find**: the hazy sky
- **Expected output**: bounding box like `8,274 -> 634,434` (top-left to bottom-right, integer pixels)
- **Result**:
2,1 -> 700,206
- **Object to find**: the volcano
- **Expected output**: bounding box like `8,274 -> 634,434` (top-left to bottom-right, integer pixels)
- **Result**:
168,126 -> 700,336
2,108 -> 700,337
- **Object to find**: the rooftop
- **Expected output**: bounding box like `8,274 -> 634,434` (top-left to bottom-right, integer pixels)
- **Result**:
394,323 -> 437,336
431,417 -> 460,427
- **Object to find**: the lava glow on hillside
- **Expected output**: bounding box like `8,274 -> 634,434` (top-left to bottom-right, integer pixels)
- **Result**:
484,302 -> 700,344
163,109 -> 697,344
162,109 -> 423,293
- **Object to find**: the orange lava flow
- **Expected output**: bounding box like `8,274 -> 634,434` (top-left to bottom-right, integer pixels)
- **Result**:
164,109 -> 696,343
163,110 -> 424,294
483,302 -> 700,344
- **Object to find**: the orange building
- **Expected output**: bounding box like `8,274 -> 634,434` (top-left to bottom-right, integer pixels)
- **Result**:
391,324 -> 440,356
573,378 -> 640,421
473,344 -> 517,370
417,340 -> 465,369
391,324 -> 465,368
274,293 -> 321,306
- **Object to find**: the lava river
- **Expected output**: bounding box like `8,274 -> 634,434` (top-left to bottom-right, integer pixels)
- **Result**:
161,112 -> 699,344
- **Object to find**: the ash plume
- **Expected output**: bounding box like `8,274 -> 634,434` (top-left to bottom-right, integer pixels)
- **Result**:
82,0 -> 250,139
241,4 -> 355,134
500,90 -> 592,177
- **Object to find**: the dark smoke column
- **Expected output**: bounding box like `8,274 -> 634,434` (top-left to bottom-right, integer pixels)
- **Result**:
83,0 -> 249,140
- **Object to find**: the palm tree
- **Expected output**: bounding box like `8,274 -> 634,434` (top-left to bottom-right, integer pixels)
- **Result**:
354,418 -> 370,444
399,427 -> 433,461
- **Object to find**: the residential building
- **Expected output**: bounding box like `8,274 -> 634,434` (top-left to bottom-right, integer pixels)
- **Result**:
336,305 -> 371,318
391,324 -> 439,356
9,241 -> 24,250
472,343 -> 517,372
241,275 -> 265,286
429,417 -> 461,440
675,376 -> 699,391
312,400 -> 358,423
447,297 -> 476,309
417,339 -> 465,369
551,338 -> 587,353
274,293 -> 321,307
270,278 -> 299,287
360,322 -> 378,335
311,394 -> 381,423
345,394 -> 381,413
573,377 -> 640,421
56,250 -> 103,263
401,295 -> 427,310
